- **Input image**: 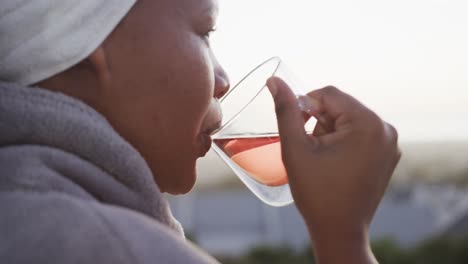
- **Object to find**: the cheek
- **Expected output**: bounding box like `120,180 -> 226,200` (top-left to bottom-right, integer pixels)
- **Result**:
120,28 -> 214,158
169,75 -> 212,150
186,71 -> 213,122
168,46 -> 214,136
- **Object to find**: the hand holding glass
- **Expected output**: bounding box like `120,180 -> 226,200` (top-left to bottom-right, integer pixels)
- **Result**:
211,57 -> 317,207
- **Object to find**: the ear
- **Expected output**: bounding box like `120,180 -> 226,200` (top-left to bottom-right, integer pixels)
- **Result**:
86,46 -> 112,88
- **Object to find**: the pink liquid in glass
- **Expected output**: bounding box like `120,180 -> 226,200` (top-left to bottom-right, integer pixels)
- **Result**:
214,136 -> 288,187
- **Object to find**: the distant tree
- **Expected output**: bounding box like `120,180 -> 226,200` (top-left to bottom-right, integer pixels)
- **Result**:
411,236 -> 468,264
216,236 -> 468,264
372,238 -> 412,264
453,169 -> 468,187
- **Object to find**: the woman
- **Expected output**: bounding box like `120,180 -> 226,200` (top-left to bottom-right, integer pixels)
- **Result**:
0,0 -> 400,263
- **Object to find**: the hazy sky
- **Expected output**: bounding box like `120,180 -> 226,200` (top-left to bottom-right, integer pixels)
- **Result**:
212,0 -> 468,142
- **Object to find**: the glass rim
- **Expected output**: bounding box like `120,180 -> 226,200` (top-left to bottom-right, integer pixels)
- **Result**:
211,56 -> 282,136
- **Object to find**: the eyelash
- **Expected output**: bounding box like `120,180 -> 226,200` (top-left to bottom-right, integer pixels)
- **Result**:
203,27 -> 217,39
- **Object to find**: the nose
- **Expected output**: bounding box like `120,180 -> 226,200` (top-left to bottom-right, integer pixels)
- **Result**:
213,60 -> 230,99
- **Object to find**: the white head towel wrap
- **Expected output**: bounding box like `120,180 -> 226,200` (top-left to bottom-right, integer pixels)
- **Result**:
0,0 -> 136,85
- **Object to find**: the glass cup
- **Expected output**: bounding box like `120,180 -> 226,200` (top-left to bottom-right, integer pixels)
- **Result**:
211,57 -> 317,207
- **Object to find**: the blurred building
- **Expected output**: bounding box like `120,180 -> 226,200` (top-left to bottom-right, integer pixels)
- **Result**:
169,184 -> 468,256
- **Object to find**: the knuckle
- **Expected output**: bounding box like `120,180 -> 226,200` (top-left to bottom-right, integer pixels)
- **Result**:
273,95 -> 297,118
370,123 -> 386,142
366,120 -> 400,156
396,147 -> 403,161
273,102 -> 282,113
386,123 -> 399,145
364,112 -> 385,136
360,116 -> 393,149
274,102 -> 288,117
322,85 -> 340,96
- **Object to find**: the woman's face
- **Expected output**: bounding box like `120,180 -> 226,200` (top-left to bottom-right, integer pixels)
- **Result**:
101,0 -> 229,194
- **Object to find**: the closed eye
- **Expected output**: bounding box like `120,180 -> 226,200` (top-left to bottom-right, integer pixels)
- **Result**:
203,26 -> 217,39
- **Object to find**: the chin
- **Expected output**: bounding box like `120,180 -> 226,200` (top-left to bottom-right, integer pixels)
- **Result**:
150,154 -> 198,195
164,166 -> 197,195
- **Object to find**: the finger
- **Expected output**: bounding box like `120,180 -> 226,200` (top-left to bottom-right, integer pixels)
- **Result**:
313,112 -> 335,134
307,86 -> 364,122
312,121 -> 328,137
266,77 -> 307,147
297,95 -> 334,134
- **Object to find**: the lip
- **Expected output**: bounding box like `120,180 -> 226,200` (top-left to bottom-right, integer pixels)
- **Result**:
199,133 -> 213,157
199,120 -> 222,157
198,100 -> 223,157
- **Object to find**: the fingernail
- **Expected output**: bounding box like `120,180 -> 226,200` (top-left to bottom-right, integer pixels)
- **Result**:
298,95 -> 321,114
266,79 -> 278,97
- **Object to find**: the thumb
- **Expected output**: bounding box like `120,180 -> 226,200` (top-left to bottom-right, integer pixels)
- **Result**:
266,77 -> 307,148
